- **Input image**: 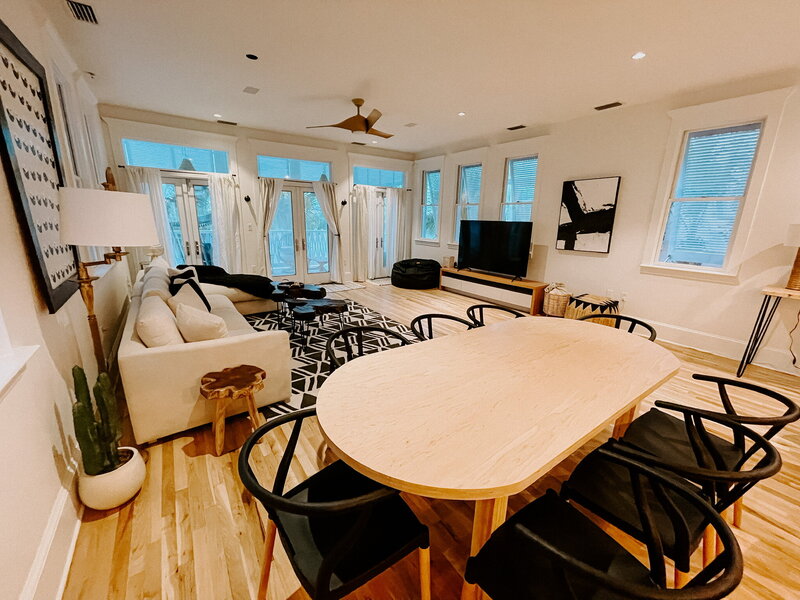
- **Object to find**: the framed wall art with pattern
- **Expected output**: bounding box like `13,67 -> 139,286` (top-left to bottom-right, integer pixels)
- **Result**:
0,19 -> 77,312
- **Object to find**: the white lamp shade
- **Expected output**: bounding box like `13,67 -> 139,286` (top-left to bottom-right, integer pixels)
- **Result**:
59,188 -> 159,247
786,224 -> 800,247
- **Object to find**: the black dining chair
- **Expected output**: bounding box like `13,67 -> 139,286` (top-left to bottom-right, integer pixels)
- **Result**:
466,303 -> 527,327
325,325 -> 412,374
561,407 -> 781,585
620,373 -> 799,527
409,313 -> 475,341
465,446 -> 743,600
578,313 -> 658,341
238,408 -> 431,600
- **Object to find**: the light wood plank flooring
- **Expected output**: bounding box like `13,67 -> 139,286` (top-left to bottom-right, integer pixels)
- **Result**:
63,285 -> 800,599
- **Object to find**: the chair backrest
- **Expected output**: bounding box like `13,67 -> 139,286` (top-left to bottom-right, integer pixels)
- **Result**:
578,313 -> 657,341
325,325 -> 411,373
466,303 -> 526,326
692,373 -> 800,441
528,449 -> 743,599
409,313 -> 475,340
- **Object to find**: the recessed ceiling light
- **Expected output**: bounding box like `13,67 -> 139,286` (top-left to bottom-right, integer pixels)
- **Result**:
631,51 -> 646,60
457,112 -> 466,117
213,113 -> 222,118
371,140 -> 378,144
245,53 -> 259,60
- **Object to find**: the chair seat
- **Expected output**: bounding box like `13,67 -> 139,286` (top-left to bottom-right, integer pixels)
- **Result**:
466,490 -> 656,600
622,408 -> 745,471
561,442 -> 708,571
274,460 -> 428,598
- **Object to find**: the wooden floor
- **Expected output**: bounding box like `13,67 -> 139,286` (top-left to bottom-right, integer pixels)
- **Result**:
63,285 -> 800,599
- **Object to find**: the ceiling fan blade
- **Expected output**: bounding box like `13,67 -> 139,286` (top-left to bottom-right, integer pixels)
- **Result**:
307,115 -> 367,132
367,128 -> 394,139
366,108 -> 382,130
306,124 -> 342,129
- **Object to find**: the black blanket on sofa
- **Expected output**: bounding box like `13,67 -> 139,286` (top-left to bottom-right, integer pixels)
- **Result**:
177,264 -> 274,299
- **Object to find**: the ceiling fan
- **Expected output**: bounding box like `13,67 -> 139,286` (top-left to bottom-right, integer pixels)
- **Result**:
307,98 -> 393,138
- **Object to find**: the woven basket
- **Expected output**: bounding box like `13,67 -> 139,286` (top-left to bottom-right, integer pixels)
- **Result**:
543,283 -> 570,317
564,294 -> 619,326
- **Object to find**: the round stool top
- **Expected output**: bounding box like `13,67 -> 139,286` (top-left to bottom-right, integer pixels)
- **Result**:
271,289 -> 287,301
200,364 -> 266,400
293,306 -> 316,320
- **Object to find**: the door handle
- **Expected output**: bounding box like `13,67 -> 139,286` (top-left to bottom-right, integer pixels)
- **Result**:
195,241 -> 200,256
302,238 -> 306,251
375,238 -> 379,249
294,239 -> 300,252
185,241 -> 190,256
380,237 -> 384,249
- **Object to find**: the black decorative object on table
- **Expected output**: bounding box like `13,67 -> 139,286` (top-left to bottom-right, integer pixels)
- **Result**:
0,19 -> 76,312
556,176 -> 621,254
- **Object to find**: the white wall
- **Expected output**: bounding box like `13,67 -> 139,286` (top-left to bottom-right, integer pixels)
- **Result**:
411,85 -> 800,375
0,5 -> 127,599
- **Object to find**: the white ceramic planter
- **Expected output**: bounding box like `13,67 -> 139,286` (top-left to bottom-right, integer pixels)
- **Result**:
78,447 -> 146,510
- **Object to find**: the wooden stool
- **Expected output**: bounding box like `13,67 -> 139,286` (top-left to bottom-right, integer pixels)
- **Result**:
200,364 -> 267,456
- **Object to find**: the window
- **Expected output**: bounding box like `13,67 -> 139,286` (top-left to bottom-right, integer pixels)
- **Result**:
501,156 -> 538,222
419,170 -> 440,240
257,156 -> 331,181
454,164 -> 482,242
657,122 -> 761,268
122,138 -> 229,173
353,166 -> 404,188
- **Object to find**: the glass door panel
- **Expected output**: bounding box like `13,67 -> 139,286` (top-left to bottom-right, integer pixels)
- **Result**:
162,182 -> 187,264
303,191 -> 329,275
192,184 -> 215,266
268,191 -> 297,276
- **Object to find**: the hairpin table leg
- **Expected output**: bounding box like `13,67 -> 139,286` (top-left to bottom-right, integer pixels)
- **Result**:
736,295 -> 782,377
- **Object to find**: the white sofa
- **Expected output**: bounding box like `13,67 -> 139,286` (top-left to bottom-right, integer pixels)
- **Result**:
119,276 -> 290,444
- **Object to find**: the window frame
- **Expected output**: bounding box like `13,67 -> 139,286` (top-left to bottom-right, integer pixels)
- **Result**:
419,169 -> 441,241
640,89 -> 791,284
453,163 -> 483,243
500,154 -> 538,223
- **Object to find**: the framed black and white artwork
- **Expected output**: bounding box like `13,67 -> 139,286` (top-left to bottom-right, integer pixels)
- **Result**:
0,19 -> 77,312
556,176 -> 621,253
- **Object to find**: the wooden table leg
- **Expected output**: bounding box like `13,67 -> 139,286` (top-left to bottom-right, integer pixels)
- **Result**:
460,497 -> 508,600
244,390 -> 263,430
213,395 -> 229,456
612,404 -> 639,438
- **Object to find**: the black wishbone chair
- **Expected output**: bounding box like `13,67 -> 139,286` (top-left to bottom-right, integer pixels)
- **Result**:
578,313 -> 658,341
621,373 -> 800,527
237,408 -> 430,600
465,446 -> 743,600
325,325 -> 411,374
561,407 -> 780,586
466,303 -> 527,327
409,313 -> 475,341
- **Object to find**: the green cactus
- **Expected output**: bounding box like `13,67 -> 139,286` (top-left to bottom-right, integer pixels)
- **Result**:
71,366 -> 124,476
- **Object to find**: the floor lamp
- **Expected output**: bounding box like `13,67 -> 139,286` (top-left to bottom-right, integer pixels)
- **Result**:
60,187 -> 159,372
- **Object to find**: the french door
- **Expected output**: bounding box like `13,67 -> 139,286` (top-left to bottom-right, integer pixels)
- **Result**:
162,177 -> 216,266
368,190 -> 394,279
267,184 -> 331,283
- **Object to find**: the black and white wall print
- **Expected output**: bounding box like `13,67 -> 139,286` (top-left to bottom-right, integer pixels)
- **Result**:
556,176 -> 621,253
0,19 -> 77,312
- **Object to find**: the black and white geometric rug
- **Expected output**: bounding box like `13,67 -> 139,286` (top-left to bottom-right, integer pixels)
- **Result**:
246,300 -> 417,417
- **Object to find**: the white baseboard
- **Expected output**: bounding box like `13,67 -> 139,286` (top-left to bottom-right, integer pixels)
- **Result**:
20,482 -> 82,600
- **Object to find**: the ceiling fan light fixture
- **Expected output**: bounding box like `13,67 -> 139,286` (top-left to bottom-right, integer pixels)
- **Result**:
457,112 -> 466,117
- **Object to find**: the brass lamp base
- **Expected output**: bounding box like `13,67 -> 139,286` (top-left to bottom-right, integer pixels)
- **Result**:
788,247 -> 800,291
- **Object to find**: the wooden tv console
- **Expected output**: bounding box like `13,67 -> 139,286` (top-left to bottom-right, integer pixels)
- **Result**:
439,268 -> 547,315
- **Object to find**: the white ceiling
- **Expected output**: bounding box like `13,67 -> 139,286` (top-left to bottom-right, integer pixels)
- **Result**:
40,0 -> 800,154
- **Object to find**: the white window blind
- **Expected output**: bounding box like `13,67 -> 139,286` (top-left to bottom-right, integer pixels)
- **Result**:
454,164 -> 482,242
501,156 -> 537,222
658,122 -> 761,268
353,166 -> 404,188
122,139 -> 229,173
420,170 -> 440,240
257,156 -> 331,181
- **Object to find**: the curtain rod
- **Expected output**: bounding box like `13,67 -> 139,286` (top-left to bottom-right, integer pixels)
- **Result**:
116,165 -> 237,177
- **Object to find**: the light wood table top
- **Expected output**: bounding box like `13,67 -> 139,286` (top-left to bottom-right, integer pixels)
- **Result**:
762,285 -> 800,300
316,317 -> 680,500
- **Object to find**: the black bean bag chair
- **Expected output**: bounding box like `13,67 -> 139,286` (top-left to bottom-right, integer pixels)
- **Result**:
391,259 -> 441,289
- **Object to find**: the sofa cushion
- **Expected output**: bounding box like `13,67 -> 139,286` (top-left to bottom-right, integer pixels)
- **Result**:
176,303 -> 228,342
168,279 -> 211,313
141,270 -> 171,301
135,296 -> 184,347
199,282 -> 265,304
208,294 -> 255,335
146,256 -> 170,272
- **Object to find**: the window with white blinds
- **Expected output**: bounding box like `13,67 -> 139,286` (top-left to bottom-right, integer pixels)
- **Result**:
420,170 -> 440,240
454,164 -> 482,242
501,156 -> 538,222
658,122 -> 762,268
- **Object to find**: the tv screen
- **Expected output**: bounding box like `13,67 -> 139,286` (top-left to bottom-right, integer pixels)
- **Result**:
457,220 -> 532,278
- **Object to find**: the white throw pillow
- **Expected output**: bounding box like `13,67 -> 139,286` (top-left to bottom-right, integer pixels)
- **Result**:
175,303 -> 228,342
167,281 -> 209,314
135,296 -> 184,347
141,275 -> 171,301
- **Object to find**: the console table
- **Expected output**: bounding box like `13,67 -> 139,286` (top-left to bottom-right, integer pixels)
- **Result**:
440,267 -> 547,315
737,286 -> 800,377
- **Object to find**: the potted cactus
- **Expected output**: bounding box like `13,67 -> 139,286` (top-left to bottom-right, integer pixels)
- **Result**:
71,366 -> 145,510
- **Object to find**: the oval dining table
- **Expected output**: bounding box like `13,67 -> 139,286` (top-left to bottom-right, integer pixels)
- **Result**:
315,316 -> 681,599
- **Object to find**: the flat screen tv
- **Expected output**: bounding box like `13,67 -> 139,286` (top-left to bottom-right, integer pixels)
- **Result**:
457,220 -> 532,278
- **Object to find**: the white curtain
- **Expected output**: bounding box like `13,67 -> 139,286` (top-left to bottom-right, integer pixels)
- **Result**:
351,185 -> 372,282
312,180 -> 343,283
123,166 -> 176,267
387,187 -> 413,263
258,177 -> 285,276
207,174 -> 243,272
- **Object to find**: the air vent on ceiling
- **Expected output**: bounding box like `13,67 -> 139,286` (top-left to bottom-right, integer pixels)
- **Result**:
351,141 -> 367,146
216,119 -> 238,126
507,124 -> 526,131
66,1 -> 98,24
594,101 -> 623,111
404,122 -> 418,128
